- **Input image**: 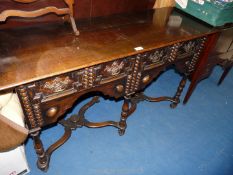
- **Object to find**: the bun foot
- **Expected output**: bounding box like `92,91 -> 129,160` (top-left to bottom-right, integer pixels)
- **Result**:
118,129 -> 125,136
170,102 -> 178,109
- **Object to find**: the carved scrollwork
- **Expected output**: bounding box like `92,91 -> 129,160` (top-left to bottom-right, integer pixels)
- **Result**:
183,41 -> 196,53
149,50 -> 165,64
186,37 -> 207,73
43,76 -> 72,93
104,61 -> 125,76
143,47 -> 173,69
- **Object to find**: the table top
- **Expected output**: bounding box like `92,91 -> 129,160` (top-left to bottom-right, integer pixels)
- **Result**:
0,8 -> 218,91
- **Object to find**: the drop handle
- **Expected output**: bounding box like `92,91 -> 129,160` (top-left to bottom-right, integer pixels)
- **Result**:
116,85 -> 124,93
142,75 -> 150,84
46,107 -> 58,118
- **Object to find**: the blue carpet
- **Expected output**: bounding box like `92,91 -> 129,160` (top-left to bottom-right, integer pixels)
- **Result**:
25,66 -> 233,175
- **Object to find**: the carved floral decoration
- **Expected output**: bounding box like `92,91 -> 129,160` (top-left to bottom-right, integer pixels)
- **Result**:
183,41 -> 196,53
104,61 -> 125,76
149,50 -> 165,64
43,76 -> 72,93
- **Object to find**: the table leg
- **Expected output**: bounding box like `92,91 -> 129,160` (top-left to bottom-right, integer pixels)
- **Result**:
31,127 -> 72,172
126,75 -> 187,110
119,99 -> 129,136
170,76 -> 187,108
31,131 -> 49,172
118,97 -> 137,136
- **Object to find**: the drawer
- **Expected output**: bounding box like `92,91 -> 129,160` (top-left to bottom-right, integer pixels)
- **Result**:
27,57 -> 134,103
177,38 -> 204,59
141,46 -> 173,70
38,78 -> 130,126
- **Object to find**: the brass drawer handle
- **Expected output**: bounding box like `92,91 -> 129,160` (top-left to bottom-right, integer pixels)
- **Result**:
142,75 -> 150,84
46,107 -> 58,118
116,85 -> 124,93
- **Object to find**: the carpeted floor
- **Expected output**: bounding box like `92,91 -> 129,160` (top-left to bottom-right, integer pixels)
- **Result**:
25,66 -> 233,175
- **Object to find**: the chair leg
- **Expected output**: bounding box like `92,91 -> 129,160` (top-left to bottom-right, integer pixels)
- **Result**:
70,15 -> 79,36
218,67 -> 232,86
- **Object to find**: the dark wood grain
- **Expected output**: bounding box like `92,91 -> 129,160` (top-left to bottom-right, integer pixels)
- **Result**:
183,33 -> 220,104
0,8 -> 217,91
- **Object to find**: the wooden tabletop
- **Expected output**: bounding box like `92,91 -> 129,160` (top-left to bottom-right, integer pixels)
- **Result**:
0,8 -> 217,91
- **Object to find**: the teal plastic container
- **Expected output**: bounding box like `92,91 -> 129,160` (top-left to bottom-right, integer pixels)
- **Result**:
176,0 -> 233,27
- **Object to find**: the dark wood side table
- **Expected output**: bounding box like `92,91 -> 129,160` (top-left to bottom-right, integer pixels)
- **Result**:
0,8 -> 219,172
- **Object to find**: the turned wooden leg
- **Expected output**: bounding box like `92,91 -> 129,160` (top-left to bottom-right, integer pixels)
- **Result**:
118,99 -> 130,136
69,16 -> 79,36
31,131 -> 49,172
218,67 -> 232,86
170,76 -> 187,109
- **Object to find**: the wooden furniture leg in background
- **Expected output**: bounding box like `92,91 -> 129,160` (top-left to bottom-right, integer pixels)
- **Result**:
64,0 -> 79,35
153,0 -> 175,8
218,66 -> 232,85
118,74 -> 188,135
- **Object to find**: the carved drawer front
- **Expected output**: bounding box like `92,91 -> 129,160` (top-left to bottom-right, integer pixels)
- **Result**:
99,58 -> 134,84
123,45 -> 177,96
142,46 -> 173,71
177,38 -> 204,59
17,74 -> 78,128
38,74 -> 75,98
32,65 -> 103,102
184,37 -> 207,73
17,57 -> 135,127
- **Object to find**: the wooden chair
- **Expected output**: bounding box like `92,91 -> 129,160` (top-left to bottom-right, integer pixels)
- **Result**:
214,28 -> 233,85
0,93 -> 28,152
153,0 -> 175,8
218,56 -> 233,85
0,0 -> 79,35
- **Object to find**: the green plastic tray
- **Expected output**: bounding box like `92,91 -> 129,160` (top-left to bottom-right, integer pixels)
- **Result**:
176,0 -> 233,27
